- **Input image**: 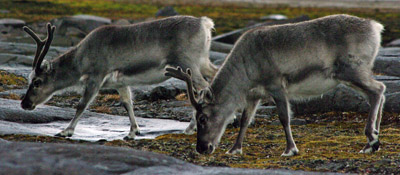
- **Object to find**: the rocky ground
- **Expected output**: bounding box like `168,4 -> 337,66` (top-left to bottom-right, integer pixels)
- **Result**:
1,1 -> 400,174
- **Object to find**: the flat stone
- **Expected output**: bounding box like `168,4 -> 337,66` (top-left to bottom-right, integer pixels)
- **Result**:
0,141 -> 334,175
271,119 -> 307,125
256,106 -> 277,116
210,51 -> 228,63
0,18 -> 25,28
374,56 -> 400,77
0,41 -> 69,59
0,98 -> 189,141
0,53 -> 33,66
0,10 -> 10,14
213,15 -> 310,44
72,15 -> 111,24
51,15 -> 111,36
155,6 -> 179,17
211,41 -> 233,53
387,38 -> 400,47
113,19 -> 131,25
260,14 -> 288,20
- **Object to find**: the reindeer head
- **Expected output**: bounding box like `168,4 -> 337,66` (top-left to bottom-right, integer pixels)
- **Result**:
21,24 -> 57,110
165,67 -> 231,154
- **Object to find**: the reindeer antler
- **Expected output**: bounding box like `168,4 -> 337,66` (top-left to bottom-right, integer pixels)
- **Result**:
23,23 -> 55,73
165,67 -> 201,110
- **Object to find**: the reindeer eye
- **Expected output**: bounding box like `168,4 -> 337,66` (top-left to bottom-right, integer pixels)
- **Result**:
199,115 -> 208,125
33,79 -> 42,87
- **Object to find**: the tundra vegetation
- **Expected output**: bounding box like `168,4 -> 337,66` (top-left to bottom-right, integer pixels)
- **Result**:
0,0 -> 399,174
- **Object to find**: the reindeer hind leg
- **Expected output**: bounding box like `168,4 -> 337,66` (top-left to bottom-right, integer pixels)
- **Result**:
336,66 -> 385,153
117,86 -> 140,140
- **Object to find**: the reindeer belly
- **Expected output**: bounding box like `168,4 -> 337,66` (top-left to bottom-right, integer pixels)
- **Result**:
120,67 -> 169,85
103,67 -> 169,88
286,74 -> 339,100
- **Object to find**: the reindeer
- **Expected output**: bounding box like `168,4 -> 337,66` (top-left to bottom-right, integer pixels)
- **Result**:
166,14 -> 385,156
20,16 -> 218,140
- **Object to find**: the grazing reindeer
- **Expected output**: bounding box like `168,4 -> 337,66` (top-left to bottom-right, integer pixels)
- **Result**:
166,14 -> 385,156
20,16 -> 218,140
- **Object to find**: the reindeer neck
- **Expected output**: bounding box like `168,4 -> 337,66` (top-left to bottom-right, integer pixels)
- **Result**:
51,48 -> 80,87
210,53 -> 251,109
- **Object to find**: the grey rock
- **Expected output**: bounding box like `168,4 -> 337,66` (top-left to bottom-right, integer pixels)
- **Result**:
211,41 -> 233,53
260,14 -> 288,21
377,47 -> 400,57
0,98 -> 189,140
0,141 -> 335,175
255,114 -> 272,119
133,79 -> 186,101
382,79 -> 400,94
0,18 -> 25,28
0,138 -> 10,144
387,38 -> 400,47
374,55 -> 400,77
112,19 -> 131,25
0,98 -> 75,123
0,41 -> 70,59
0,53 -> 33,66
256,106 -> 277,116
51,15 -> 111,36
0,10 -> 10,14
292,79 -> 400,114
271,119 -> 306,125
213,15 -> 310,44
214,58 -> 225,66
210,51 -> 228,63
155,6 -> 179,17
73,15 -> 111,24
149,86 -> 180,101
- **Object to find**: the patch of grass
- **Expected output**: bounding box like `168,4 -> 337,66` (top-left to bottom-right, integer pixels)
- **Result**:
92,105 -> 112,114
1,0 -> 400,43
1,93 -> 21,100
99,94 -> 120,103
175,93 -> 187,101
0,70 -> 27,86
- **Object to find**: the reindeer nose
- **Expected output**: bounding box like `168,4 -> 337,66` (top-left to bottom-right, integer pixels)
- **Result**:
21,99 -> 34,110
196,142 -> 214,154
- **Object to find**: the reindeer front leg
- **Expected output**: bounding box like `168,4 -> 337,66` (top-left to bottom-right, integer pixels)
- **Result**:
227,99 -> 260,154
117,86 -> 140,140
272,90 -> 299,157
56,80 -> 101,137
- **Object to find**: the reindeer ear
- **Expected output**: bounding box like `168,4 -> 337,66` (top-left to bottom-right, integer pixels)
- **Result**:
40,60 -> 52,72
199,88 -> 213,104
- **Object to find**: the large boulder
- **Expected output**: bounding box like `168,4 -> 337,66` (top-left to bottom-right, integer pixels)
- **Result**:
213,15 -> 310,44
373,47 -> 400,77
292,76 -> 400,114
0,41 -> 69,59
387,38 -> 400,47
0,18 -> 25,28
0,98 -> 189,140
0,140 -> 333,175
51,15 -> 111,36
155,6 -> 179,17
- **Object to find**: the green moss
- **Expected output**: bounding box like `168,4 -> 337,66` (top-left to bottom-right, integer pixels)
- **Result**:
0,70 -> 27,86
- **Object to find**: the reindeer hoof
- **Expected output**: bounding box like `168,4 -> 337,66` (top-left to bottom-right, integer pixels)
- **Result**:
135,130 -> 141,135
184,128 -> 195,135
360,139 -> 380,153
124,129 -> 140,141
55,130 -> 73,137
281,148 -> 299,157
226,147 -> 242,155
123,136 -> 135,141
